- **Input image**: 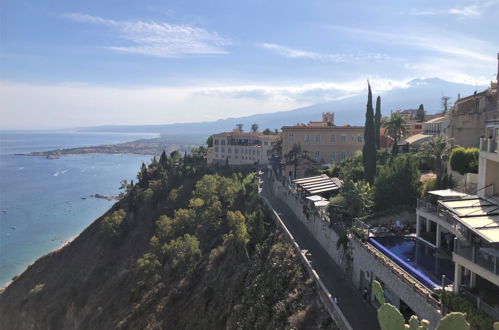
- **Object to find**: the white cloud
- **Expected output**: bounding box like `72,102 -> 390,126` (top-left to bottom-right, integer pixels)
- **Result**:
259,43 -> 391,63
0,78 -> 412,129
63,13 -> 230,57
410,0 -> 499,18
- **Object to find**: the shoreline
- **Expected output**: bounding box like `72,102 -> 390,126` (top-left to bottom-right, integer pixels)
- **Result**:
0,235 -> 77,293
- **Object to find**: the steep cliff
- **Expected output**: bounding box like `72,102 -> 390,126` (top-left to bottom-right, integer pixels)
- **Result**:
0,155 -> 334,330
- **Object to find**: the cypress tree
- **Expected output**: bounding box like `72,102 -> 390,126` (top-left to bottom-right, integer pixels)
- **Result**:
362,81 -> 377,183
416,104 -> 425,122
374,96 -> 382,150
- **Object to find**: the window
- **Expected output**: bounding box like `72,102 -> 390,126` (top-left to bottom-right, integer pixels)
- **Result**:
252,149 -> 256,155
263,141 -> 268,145
305,134 -> 310,142
289,133 -> 294,142
315,151 -> 320,160
357,134 -> 362,143
351,135 -> 354,141
228,147 -> 232,153
341,151 -> 346,160
221,140 -> 225,145
221,147 -> 225,153
331,133 -> 336,144
341,135 -> 347,144
267,150 -> 271,156
214,139 -> 219,145
257,150 -> 260,155
316,134 -> 321,143
215,147 -> 219,152
331,152 -> 336,161
235,148 -> 238,153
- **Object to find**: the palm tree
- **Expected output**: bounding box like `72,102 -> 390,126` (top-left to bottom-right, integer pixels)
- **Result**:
383,112 -> 407,156
236,123 -> 244,131
420,135 -> 453,185
284,143 -> 313,179
251,123 -> 259,132
271,137 -> 283,159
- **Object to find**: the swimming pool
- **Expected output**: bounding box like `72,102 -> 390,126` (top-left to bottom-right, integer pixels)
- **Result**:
369,236 -> 454,290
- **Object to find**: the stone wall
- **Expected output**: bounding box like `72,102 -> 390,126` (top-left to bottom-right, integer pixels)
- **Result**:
350,236 -> 442,329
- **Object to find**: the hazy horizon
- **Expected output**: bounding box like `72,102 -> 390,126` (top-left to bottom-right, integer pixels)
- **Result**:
1,0 -> 498,129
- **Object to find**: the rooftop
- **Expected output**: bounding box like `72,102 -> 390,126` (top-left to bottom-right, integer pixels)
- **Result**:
439,196 -> 499,243
293,174 -> 342,195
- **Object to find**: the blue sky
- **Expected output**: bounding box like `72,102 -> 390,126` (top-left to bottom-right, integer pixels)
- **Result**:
1,0 -> 498,129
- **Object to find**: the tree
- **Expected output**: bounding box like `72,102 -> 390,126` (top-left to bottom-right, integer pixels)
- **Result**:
236,123 -> 244,131
374,96 -> 382,150
450,147 -> 479,174
416,104 -> 425,122
284,143 -> 311,179
374,154 -> 420,211
340,180 -> 373,217
441,96 -> 451,115
251,123 -> 259,132
383,112 -> 407,156
420,135 -> 453,186
206,135 -> 214,147
271,136 -> 283,158
262,128 -> 273,135
362,81 -> 377,183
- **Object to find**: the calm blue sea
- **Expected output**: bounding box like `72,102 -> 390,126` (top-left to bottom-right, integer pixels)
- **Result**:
0,131 -> 158,286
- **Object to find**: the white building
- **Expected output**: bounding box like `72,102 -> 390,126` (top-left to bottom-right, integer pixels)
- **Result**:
207,130 -> 279,166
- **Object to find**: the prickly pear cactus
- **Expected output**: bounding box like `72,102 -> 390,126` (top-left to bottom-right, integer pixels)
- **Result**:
435,312 -> 470,330
378,303 -> 405,330
419,319 -> 429,330
372,280 -> 385,305
407,315 -> 419,330
493,321 -> 499,330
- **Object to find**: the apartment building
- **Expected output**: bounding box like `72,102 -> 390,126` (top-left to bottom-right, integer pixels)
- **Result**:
206,130 -> 278,166
414,120 -> 499,320
281,113 -> 364,178
447,54 -> 499,148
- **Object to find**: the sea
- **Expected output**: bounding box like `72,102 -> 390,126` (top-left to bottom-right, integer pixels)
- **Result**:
0,130 -> 158,286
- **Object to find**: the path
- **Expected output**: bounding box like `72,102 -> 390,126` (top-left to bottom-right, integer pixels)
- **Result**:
261,171 -> 380,330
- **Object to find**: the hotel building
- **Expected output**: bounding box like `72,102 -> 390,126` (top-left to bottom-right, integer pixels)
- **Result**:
206,130 -> 279,166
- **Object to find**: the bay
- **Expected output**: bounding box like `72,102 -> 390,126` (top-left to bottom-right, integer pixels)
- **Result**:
0,131 -> 157,286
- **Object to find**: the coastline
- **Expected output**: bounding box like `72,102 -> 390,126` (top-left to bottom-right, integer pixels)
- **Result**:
0,235 -> 77,293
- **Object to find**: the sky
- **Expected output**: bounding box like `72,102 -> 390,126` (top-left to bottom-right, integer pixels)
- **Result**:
1,0 -> 498,129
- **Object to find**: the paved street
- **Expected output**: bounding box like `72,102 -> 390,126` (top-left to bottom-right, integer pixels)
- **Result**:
262,172 -> 380,330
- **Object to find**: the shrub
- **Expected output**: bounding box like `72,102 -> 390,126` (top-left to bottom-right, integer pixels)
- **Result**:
450,147 -> 479,174
161,234 -> 201,275
135,253 -> 161,291
374,154 -> 420,211
101,209 -> 126,238
441,292 -> 494,330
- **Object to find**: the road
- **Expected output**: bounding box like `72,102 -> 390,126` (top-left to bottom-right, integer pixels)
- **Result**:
261,171 -> 380,330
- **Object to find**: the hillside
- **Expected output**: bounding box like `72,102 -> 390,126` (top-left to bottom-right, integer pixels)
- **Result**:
80,78 -> 484,135
0,152 -> 334,330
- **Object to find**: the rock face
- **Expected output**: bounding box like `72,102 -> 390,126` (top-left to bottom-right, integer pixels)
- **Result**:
0,163 -> 333,330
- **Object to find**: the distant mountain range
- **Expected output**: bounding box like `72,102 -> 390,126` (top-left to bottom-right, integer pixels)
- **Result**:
80,78 -> 485,136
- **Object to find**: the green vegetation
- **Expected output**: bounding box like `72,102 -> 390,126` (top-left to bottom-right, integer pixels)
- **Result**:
373,154 -> 420,211
449,147 -> 479,174
439,292 -> 495,330
375,96 -> 382,150
362,81 -> 377,183
383,112 -> 407,156
416,104 -> 425,122
420,135 -> 453,188
251,123 -> 259,132
100,209 -> 126,238
371,280 -> 385,305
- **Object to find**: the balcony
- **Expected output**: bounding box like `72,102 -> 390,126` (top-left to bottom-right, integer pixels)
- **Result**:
480,137 -> 499,154
455,239 -> 499,276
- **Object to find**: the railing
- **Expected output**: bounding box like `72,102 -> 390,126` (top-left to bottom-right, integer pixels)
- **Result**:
261,196 -> 353,330
351,235 -> 441,309
455,239 -> 499,275
461,289 -> 499,321
480,137 -> 499,154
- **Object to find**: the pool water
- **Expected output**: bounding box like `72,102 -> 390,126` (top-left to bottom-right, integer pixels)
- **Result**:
369,236 -> 454,289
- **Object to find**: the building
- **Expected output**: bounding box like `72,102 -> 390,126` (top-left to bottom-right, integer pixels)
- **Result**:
401,116 -> 450,148
447,54 -> 499,148
414,120 -> 499,320
206,130 -> 279,166
281,113 -> 364,178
